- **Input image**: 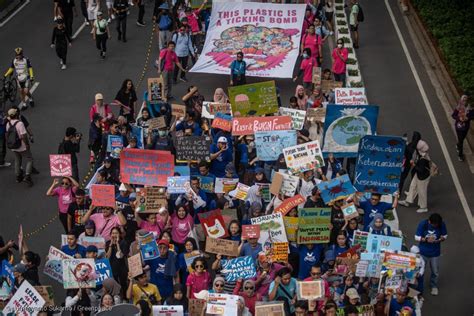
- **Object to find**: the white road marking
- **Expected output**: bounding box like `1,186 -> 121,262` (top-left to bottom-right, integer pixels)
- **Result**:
385,0 -> 474,232
72,21 -> 87,39
30,81 -> 39,94
0,0 -> 30,27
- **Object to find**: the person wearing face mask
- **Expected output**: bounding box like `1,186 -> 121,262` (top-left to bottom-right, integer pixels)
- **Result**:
451,94 -> 474,162
50,19 -> 72,70
293,48 -> 318,91
300,25 -> 322,67
172,25 -> 196,84
332,39 -> 348,86
147,126 -> 174,151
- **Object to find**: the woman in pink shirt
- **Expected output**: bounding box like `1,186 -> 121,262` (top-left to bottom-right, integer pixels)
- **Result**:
301,25 -> 322,64
186,257 -> 211,299
135,211 -> 161,237
46,176 -> 79,233
293,48 -> 318,92
171,205 -> 194,252
89,93 -> 113,130
332,39 -> 349,87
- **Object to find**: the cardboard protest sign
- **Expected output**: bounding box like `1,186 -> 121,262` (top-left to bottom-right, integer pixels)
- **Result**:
91,184 -> 116,207
131,125 -> 144,149
94,258 -> 112,286
353,230 -> 369,250
269,242 -> 288,262
44,246 -> 72,283
171,104 -> 186,118
279,107 -> 306,130
198,209 -> 228,238
211,113 -> 232,132
215,178 -> 238,194
228,81 -> 278,116
148,77 -> 163,102
298,208 -> 332,225
366,235 -> 402,254
312,67 -> 322,85
306,107 -> 326,123
255,302 -> 285,316
206,293 -> 239,315
283,217 -> 298,242
229,182 -> 250,200
280,172 -> 299,196
354,135 -> 405,194
255,130 -> 297,161
34,286 -> 54,307
242,225 -> 260,239
120,149 -> 174,186
175,136 -> 212,162
342,202 -> 359,220
321,79 -> 342,94
202,102 -> 232,119
251,213 -> 288,246
205,238 -> 239,257
335,87 -> 368,105
232,116 -> 292,136
189,2 -> 306,79
128,253 -> 143,278
297,280 -> 323,300
382,251 -> 417,270
197,176 -> 215,193
283,140 -> 324,175
297,224 -> 330,244
139,232 -> 160,260
0,261 -> 15,300
62,258 -> 96,289
136,187 -> 168,213
3,280 -> 45,316
167,176 -> 190,194
269,172 -> 283,196
148,117 -> 167,130
189,298 -> 206,316
323,104 -> 379,157
317,174 -> 356,204
221,256 -> 257,281
153,305 -> 184,315
49,154 -> 72,177
273,194 -> 305,216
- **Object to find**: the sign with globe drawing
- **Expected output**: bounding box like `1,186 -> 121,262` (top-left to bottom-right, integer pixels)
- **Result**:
322,105 -> 379,157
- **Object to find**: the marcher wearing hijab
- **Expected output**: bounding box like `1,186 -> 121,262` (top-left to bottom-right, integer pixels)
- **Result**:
233,279 -> 261,316
399,131 -> 421,191
365,213 -> 392,236
213,88 -> 229,104
452,95 -> 474,161
100,278 -> 122,305
399,140 -> 431,213
295,85 -> 308,110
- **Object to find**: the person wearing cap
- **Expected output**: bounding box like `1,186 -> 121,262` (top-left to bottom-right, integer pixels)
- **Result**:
148,239 -> 179,299
210,136 -> 232,178
229,51 -> 247,86
67,188 -> 90,234
92,11 -> 111,59
51,18 -> 72,70
153,2 -> 173,49
4,48 -> 35,109
385,287 -> 417,316
343,287 -> 361,310
89,93 -> 113,125
6,108 -> 35,186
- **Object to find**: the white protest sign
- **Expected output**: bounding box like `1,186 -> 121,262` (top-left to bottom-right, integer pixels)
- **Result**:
206,293 -> 239,316
279,107 -> 306,130
3,280 -> 46,316
283,140 -> 324,175
43,246 -> 72,283
335,88 -> 368,105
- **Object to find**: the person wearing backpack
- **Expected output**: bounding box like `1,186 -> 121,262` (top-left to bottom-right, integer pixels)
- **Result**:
172,25 -> 195,83
349,0 -> 364,49
5,108 -> 34,186
0,112 -> 11,168
153,2 -> 173,49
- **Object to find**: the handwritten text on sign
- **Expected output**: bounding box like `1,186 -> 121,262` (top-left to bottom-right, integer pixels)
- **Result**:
335,88 -> 368,105
120,148 -> 174,186
91,184 -> 116,207
232,116 -> 292,136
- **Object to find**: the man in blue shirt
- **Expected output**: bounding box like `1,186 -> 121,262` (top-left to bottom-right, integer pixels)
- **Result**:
386,287 -> 417,316
148,239 -> 179,299
61,229 -> 86,258
210,137 -> 232,178
415,213 -> 447,296
355,193 -> 398,230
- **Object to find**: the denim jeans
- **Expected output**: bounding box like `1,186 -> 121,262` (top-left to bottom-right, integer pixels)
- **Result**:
422,255 -> 440,288
13,149 -> 33,177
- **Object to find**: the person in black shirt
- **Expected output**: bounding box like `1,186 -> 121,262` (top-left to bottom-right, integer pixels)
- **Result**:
54,0 -> 77,38
115,79 -> 137,123
67,188 -> 90,234
60,127 -> 81,181
51,19 -> 72,70
113,0 -> 129,42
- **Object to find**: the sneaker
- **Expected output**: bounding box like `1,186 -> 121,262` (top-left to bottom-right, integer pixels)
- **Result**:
23,175 -> 33,187
85,18 -> 90,25
398,200 -> 410,207
0,162 -> 11,167
136,21 -> 146,27
179,78 -> 188,83
416,208 -> 428,213
431,288 -> 438,296
61,64 -> 67,70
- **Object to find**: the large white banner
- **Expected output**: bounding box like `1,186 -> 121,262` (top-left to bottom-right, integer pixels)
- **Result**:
190,2 -> 306,78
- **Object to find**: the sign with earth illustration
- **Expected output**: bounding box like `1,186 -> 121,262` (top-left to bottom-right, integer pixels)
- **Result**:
323,105 -> 379,157
190,2 -> 307,78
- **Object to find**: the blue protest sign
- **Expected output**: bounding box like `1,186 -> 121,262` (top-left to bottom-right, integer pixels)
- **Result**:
0,260 -> 15,299
197,176 -> 215,193
354,135 -> 405,194
220,256 -> 257,282
366,234 -> 402,254
255,130 -> 297,161
174,165 -> 190,176
323,105 -> 379,157
95,258 -> 113,286
317,174 -> 356,204
167,176 -> 190,194
107,135 -> 124,158
139,233 -> 159,261
215,112 -> 232,121
131,125 -> 144,149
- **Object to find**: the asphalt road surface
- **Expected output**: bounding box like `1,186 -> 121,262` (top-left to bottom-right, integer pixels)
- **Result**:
0,0 -> 472,314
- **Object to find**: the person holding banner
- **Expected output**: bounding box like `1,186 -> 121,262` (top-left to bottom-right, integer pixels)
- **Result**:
229,52 -> 247,86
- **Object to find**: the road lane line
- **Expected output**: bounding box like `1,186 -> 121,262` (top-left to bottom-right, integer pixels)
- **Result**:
384,0 -> 474,232
0,0 -> 31,27
16,81 -> 39,108
72,21 -> 87,39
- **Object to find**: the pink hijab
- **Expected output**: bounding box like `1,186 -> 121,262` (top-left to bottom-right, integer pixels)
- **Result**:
295,85 -> 308,110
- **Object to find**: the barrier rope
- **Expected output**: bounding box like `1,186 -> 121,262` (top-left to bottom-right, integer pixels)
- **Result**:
136,23 -> 156,89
